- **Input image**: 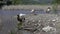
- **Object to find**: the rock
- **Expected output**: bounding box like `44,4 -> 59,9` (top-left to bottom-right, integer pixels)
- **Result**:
52,19 -> 56,22
17,14 -> 59,34
42,26 -> 56,32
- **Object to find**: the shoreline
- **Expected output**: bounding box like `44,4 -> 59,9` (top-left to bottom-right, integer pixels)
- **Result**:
2,5 -> 60,10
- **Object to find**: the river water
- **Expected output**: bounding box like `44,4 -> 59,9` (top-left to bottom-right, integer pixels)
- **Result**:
0,10 -> 46,15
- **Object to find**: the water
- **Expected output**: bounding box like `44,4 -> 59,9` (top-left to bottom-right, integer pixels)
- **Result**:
0,10 -> 46,15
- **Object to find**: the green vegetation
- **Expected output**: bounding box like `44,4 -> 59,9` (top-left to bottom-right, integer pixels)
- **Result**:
52,0 -> 60,4
12,0 -> 60,5
10,31 -> 15,34
12,0 -> 53,5
52,0 -> 60,14
12,0 -> 40,5
17,22 -> 23,30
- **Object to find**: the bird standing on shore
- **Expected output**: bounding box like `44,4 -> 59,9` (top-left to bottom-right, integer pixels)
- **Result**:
17,13 -> 26,22
31,9 -> 36,15
31,9 -> 35,14
46,7 -> 51,13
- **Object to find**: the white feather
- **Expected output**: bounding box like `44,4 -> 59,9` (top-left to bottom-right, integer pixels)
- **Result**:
19,13 -> 26,16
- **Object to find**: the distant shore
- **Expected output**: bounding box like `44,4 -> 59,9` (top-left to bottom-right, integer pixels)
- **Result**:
2,5 -> 60,10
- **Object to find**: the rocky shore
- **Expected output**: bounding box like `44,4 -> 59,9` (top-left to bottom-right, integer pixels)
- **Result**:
2,5 -> 60,10
2,5 -> 52,10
